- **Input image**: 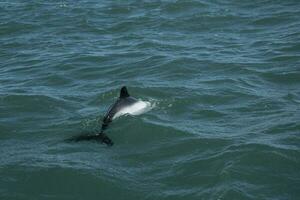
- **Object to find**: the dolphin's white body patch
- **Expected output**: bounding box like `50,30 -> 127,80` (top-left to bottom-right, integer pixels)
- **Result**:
112,100 -> 151,120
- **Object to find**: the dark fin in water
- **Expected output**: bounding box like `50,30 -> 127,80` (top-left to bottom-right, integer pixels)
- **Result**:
99,133 -> 114,146
120,86 -> 130,98
67,133 -> 114,146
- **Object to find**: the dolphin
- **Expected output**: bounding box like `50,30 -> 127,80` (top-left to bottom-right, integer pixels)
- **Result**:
70,86 -> 149,146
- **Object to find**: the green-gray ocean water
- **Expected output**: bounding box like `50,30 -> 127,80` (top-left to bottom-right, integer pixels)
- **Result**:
1,0 -> 300,199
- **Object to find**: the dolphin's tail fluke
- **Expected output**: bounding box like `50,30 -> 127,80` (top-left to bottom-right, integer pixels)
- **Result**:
98,132 -> 114,146
67,132 -> 113,146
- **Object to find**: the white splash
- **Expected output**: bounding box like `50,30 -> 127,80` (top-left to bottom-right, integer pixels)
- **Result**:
112,100 -> 153,120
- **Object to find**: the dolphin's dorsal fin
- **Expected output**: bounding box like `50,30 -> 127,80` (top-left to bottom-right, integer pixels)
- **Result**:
120,86 -> 130,98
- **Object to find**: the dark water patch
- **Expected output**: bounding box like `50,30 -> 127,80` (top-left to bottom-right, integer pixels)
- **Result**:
251,15 -> 295,27
192,109 -> 227,119
265,122 -> 300,134
268,55 -> 300,62
161,0 -> 209,15
261,71 -> 300,85
42,74 -> 74,87
229,143 -> 300,197
278,43 -> 300,53
0,21 -> 37,36
283,92 -> 300,104
0,166 -> 143,200
0,94 -> 74,126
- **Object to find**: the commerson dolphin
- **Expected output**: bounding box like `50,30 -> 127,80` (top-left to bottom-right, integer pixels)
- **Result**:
71,86 -> 150,146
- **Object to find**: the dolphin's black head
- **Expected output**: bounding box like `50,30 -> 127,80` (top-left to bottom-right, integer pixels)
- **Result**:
120,86 -> 130,98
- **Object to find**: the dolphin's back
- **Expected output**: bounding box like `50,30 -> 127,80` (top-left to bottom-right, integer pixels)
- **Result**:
103,97 -> 137,124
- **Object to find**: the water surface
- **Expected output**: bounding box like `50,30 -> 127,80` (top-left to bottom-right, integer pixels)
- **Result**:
1,0 -> 300,199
